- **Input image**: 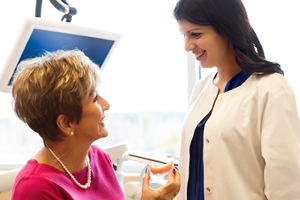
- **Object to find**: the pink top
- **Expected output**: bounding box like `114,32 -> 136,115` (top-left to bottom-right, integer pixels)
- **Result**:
11,145 -> 125,200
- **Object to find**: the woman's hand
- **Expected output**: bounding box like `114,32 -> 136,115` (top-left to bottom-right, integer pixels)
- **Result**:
141,166 -> 180,200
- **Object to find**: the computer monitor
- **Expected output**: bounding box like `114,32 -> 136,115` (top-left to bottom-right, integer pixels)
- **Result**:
0,17 -> 121,93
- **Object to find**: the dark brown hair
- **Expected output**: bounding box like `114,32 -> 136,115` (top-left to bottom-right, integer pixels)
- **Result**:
173,0 -> 283,75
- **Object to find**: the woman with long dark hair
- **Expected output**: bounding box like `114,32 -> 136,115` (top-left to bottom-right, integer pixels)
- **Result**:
173,0 -> 300,199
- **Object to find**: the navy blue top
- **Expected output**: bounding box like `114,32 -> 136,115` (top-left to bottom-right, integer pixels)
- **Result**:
187,71 -> 250,200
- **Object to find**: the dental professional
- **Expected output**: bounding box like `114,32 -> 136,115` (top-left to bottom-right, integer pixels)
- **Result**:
173,0 -> 300,199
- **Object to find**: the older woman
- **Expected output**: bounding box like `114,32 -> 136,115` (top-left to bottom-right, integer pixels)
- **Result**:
11,49 -> 180,200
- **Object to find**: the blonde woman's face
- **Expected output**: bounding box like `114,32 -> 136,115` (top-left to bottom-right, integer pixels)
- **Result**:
73,91 -> 110,142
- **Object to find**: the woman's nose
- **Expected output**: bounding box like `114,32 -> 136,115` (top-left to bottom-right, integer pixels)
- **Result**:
99,96 -> 110,111
184,38 -> 194,52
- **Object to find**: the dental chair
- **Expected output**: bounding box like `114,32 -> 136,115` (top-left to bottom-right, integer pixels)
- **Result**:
0,165 -> 22,199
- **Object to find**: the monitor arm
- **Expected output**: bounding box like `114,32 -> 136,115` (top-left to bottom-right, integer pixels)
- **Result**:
35,0 -> 77,22
49,0 -> 77,22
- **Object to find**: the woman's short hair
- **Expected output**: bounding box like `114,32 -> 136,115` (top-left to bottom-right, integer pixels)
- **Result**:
12,49 -> 101,142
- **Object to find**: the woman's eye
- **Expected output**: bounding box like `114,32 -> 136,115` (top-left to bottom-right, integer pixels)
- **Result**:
190,32 -> 202,38
93,94 -> 98,103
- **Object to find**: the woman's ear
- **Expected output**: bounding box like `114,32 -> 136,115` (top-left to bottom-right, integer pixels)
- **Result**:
56,114 -> 74,137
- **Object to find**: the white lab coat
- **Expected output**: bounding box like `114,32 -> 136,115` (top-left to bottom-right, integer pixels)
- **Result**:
177,72 -> 300,200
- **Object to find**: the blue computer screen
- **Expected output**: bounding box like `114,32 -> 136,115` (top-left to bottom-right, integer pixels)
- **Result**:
8,29 -> 115,85
19,29 -> 115,67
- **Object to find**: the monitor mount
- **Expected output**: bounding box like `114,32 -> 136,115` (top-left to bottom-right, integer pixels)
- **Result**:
35,0 -> 77,22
